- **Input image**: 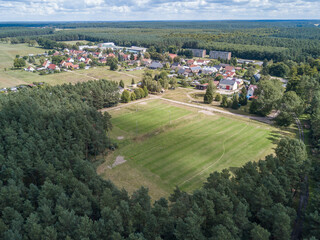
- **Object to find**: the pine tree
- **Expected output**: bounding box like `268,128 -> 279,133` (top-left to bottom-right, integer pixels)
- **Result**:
215,93 -> 222,102
232,94 -> 240,109
119,80 -> 125,88
239,86 -> 248,106
143,86 -> 148,97
204,82 -> 215,104
221,95 -> 229,107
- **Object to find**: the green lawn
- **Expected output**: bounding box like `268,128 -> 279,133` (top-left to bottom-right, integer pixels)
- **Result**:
100,99 -> 280,198
0,43 -> 46,69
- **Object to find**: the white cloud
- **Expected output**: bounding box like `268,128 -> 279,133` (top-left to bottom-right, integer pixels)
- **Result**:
0,0 -> 319,20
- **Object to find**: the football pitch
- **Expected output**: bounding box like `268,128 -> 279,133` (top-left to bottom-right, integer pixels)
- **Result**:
99,99 -> 281,198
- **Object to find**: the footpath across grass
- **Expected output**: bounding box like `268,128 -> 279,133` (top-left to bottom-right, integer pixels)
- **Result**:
99,99 -> 282,198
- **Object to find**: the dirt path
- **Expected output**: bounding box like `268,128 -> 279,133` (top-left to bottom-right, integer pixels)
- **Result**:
100,94 -> 160,112
101,90 -> 271,124
159,97 -> 272,124
116,71 -> 140,79
66,70 -> 98,80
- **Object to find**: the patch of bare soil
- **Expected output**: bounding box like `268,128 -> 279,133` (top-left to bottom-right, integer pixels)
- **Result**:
108,156 -> 127,169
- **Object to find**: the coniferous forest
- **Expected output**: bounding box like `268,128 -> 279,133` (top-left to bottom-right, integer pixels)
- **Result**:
0,78 -> 318,240
1,20 -> 320,61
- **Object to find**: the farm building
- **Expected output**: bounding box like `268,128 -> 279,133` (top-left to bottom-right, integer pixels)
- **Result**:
219,79 -> 238,90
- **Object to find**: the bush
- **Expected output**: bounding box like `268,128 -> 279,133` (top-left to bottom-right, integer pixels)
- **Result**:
215,93 -> 222,101
131,92 -> 136,101
121,90 -> 131,103
221,95 -> 229,107
139,88 -> 145,98
134,88 -> 142,99
143,86 -> 148,97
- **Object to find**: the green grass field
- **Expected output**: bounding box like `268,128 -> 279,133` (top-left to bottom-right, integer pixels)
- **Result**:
99,99 -> 281,199
0,43 -> 46,69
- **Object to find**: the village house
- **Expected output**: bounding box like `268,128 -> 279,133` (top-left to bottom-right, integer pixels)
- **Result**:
171,62 -> 181,69
66,57 -> 74,63
190,66 -> 202,74
24,66 -> 35,72
247,85 -> 258,99
202,66 -> 218,75
78,57 -> 86,62
42,60 -> 50,69
196,83 -> 208,90
149,61 -> 163,69
194,59 -> 209,66
48,64 -> 60,72
187,59 -> 195,66
219,79 -> 238,90
85,58 -> 92,65
169,53 -> 178,59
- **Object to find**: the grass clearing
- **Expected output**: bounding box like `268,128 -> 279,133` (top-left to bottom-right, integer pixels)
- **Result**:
0,42 -> 145,88
100,99 -> 283,199
0,66 -> 144,88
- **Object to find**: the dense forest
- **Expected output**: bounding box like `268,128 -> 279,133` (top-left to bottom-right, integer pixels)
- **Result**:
0,76 -> 319,239
1,21 -> 320,61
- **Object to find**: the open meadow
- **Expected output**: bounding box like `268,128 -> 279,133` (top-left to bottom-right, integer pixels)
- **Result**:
0,42 -> 144,88
98,99 -> 285,199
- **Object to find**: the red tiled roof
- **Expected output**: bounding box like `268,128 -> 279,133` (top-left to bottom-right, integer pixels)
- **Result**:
48,64 -> 57,70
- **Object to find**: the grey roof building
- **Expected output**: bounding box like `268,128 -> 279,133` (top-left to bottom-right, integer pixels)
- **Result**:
209,51 -> 232,60
149,61 -> 163,69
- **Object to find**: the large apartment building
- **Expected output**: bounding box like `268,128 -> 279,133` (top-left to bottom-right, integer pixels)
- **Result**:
188,49 -> 206,58
209,51 -> 232,60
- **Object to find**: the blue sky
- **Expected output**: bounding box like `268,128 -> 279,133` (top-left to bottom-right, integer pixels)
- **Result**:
0,0 -> 319,21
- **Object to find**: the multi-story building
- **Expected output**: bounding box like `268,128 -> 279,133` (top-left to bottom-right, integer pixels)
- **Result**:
209,51 -> 232,60
188,49 -> 206,58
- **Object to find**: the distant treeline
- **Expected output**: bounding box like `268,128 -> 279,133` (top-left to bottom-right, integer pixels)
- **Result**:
0,27 -> 53,38
1,21 -> 320,61
0,20 -> 319,29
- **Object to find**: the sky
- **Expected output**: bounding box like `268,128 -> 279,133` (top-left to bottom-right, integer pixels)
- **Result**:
0,0 -> 319,21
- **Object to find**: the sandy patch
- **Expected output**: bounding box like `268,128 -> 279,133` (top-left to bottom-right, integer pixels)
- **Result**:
199,110 -> 215,116
139,102 -> 147,105
117,136 -> 124,140
108,156 -> 127,169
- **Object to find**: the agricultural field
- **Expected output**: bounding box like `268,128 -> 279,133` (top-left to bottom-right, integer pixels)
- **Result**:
98,99 -> 284,199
